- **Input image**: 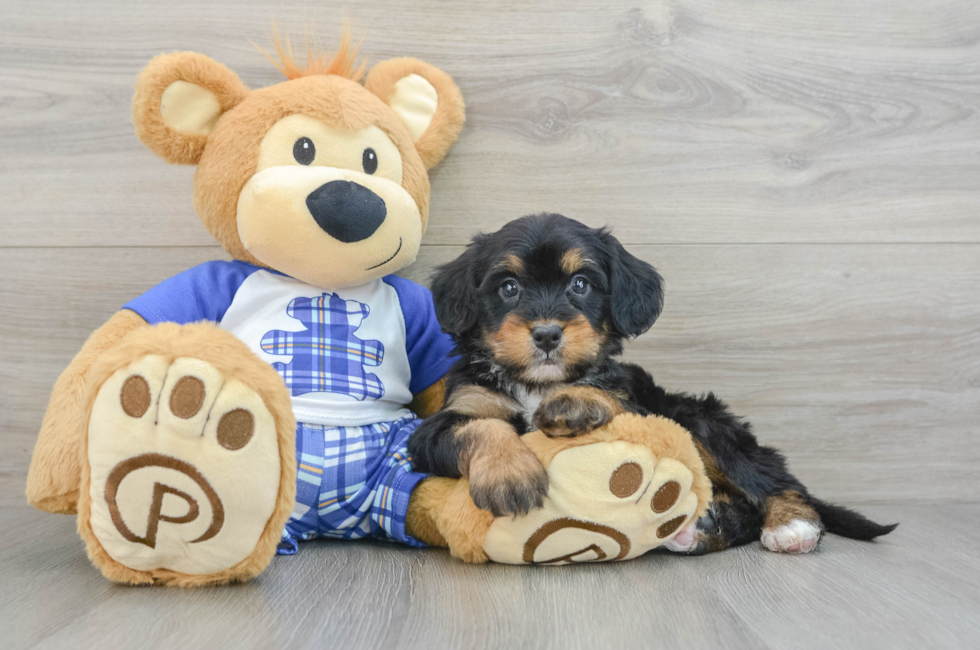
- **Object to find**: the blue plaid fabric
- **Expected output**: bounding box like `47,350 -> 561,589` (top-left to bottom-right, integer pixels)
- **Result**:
278,415 -> 427,553
261,293 -> 385,400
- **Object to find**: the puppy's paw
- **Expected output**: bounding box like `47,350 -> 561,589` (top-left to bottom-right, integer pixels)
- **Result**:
761,519 -> 822,554
532,387 -> 620,438
761,490 -> 823,554
468,444 -> 549,517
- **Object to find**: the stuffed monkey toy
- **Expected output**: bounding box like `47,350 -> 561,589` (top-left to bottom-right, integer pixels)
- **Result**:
25,35 -> 710,585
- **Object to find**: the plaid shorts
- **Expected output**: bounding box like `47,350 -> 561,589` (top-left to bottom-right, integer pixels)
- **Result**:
277,415 -> 427,555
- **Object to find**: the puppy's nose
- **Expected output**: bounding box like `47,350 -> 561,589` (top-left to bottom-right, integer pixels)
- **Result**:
531,324 -> 563,353
306,180 -> 387,243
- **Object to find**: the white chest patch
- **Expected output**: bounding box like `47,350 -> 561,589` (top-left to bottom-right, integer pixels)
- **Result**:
513,385 -> 547,424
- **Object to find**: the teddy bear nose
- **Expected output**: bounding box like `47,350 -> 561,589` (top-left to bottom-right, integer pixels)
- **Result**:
305,180 -> 387,243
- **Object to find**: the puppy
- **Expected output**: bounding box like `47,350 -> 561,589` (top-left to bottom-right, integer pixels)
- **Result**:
408,213 -> 896,554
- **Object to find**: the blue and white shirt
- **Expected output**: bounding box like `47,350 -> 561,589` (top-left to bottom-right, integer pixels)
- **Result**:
124,261 -> 455,427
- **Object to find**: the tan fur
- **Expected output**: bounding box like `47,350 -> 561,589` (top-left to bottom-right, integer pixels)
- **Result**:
485,314 -> 536,369
439,478 -> 497,563
26,310 -> 148,513
763,490 -> 820,530
485,314 -> 603,381
499,254 -> 524,274
405,478 -> 451,546
559,249 -> 584,274
712,492 -> 733,505
456,419 -> 537,479
258,23 -> 365,81
408,477 -> 494,563
409,377 -> 447,419
75,322 -> 296,586
454,419 -> 549,525
364,58 -> 465,170
692,438 -> 745,500
533,385 -> 626,437
445,384 -> 519,420
559,314 -> 604,367
133,52 -> 249,165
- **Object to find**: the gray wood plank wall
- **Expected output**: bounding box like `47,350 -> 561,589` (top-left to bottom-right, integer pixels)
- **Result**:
1,0 -> 978,508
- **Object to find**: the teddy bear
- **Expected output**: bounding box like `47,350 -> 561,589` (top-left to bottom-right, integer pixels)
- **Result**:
24,32 -> 711,586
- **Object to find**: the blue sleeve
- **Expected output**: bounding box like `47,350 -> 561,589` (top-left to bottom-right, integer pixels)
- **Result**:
123,260 -> 260,325
383,275 -> 458,394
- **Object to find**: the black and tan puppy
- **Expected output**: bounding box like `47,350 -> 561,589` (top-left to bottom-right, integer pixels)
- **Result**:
408,213 -> 896,554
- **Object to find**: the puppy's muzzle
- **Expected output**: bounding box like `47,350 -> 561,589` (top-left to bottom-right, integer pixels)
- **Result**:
531,323 -> 563,353
306,180 -> 387,243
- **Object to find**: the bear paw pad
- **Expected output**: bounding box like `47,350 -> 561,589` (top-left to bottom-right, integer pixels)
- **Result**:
85,355 -> 282,576
482,439 -> 701,564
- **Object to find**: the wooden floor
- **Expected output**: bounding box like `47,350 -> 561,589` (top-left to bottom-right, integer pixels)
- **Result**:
1,0 -> 979,648
2,504 -> 978,650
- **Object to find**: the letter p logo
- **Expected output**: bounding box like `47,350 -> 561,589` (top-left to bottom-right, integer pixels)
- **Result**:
104,453 -> 224,548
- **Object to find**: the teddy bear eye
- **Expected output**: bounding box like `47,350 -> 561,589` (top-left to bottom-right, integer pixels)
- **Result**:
293,137 -> 315,165
362,148 -> 378,175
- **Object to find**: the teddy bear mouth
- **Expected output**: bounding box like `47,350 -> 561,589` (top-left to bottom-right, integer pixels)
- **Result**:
365,237 -> 403,270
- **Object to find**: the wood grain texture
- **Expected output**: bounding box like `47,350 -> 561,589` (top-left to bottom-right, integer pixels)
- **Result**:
1,0 -> 979,247
2,1 -> 979,647
1,503 -> 978,650
1,244 -> 977,506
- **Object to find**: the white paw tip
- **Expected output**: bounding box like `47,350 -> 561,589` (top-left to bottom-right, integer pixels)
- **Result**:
761,518 -> 821,554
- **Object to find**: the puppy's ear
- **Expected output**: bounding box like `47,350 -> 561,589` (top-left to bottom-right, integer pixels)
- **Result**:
364,58 -> 465,169
603,232 -> 664,338
430,241 -> 482,336
133,52 -> 249,165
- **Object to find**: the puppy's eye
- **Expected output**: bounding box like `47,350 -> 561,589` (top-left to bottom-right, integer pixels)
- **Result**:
570,276 -> 590,295
499,279 -> 521,300
362,148 -> 378,174
293,137 -> 315,165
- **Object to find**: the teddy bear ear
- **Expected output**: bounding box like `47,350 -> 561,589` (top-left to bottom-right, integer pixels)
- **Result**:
364,58 -> 465,170
132,52 -> 249,165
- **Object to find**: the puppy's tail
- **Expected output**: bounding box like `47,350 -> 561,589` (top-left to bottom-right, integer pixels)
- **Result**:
810,497 -> 898,541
